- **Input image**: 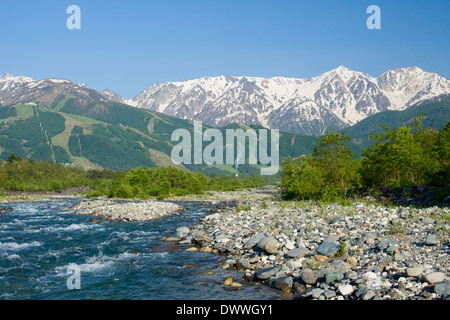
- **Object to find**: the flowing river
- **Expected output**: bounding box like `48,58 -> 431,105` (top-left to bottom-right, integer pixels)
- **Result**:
0,198 -> 280,300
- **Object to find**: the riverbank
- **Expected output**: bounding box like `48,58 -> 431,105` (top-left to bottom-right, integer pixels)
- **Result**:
174,193 -> 450,300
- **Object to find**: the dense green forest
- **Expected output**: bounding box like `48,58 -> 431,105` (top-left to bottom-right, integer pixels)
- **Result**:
281,115 -> 450,202
0,154 -> 275,199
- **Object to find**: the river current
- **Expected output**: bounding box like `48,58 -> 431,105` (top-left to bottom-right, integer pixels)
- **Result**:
0,198 -> 280,300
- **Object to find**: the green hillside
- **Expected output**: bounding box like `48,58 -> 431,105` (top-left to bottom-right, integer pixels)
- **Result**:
0,98 -> 316,174
344,97 -> 450,151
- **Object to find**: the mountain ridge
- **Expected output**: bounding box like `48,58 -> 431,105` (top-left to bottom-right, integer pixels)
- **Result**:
124,66 -> 450,135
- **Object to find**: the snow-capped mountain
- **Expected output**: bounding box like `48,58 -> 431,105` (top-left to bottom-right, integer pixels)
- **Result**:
0,74 -> 116,108
1,66 -> 449,136
126,66 -> 450,135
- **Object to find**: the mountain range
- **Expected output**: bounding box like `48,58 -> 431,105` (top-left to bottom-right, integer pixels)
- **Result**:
124,66 -> 450,135
0,66 -> 449,173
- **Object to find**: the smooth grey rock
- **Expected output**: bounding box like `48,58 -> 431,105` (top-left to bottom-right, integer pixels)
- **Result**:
176,226 -> 190,238
361,290 -> 376,300
355,285 -> 368,298
403,259 -> 418,267
406,265 -> 424,278
385,244 -> 396,255
204,212 -> 220,220
273,276 -> 293,291
324,235 -> 340,242
236,258 -> 251,270
323,290 -> 336,299
316,241 -> 341,257
264,236 -> 279,254
286,247 -> 310,258
377,238 -> 396,253
434,280 -> 450,295
423,272 -> 445,284
329,216 -> 345,225
245,232 -> 266,249
192,232 -> 208,245
421,218 -> 435,225
361,232 -> 378,241
324,272 -> 344,284
338,284 -> 354,296
311,288 -> 324,299
329,260 -> 353,273
424,234 -> 438,246
301,268 -> 318,285
255,266 -> 281,280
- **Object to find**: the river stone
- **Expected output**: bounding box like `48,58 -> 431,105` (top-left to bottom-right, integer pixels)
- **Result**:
403,259 -> 418,267
377,238 -> 396,252
311,288 -> 324,299
256,236 -> 279,254
385,244 -> 396,255
423,272 -> 445,284
192,232 -> 208,245
204,212 -> 221,220
264,237 -> 279,254
176,227 -> 190,238
362,290 -> 377,300
245,232 -> 266,249
286,247 -> 310,258
324,272 -> 344,284
329,260 -> 353,273
301,268 -> 318,285
285,258 -> 302,270
329,216 -> 345,225
424,234 -> 438,246
284,240 -> 296,250
355,285 -> 368,298
255,236 -> 269,250
323,290 -> 336,299
255,266 -> 281,280
316,241 -> 340,257
406,265 -> 424,278
273,276 -> 293,291
338,284 -> 354,296
236,258 -> 251,270
421,218 -> 435,225
434,280 -> 450,295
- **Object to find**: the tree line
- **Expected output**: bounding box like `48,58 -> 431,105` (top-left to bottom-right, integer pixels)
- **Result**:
0,154 -> 274,199
281,115 -> 450,201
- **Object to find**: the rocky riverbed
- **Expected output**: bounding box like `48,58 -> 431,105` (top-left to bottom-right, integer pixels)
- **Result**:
70,199 -> 185,222
172,193 -> 450,300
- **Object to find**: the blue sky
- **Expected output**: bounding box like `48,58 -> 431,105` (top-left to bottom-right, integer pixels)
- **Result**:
0,0 -> 449,98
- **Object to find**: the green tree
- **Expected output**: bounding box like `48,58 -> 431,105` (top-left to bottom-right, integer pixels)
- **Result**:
312,130 -> 355,188
281,156 -> 324,200
435,122 -> 450,185
360,115 -> 441,187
